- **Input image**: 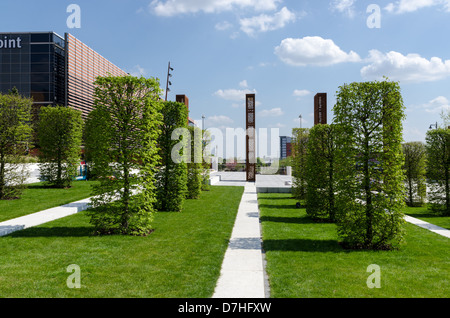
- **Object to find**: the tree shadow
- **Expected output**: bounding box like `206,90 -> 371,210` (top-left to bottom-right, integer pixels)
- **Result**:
258,196 -> 296,200
7,226 -> 94,238
258,204 -> 298,210
259,215 -> 315,224
262,238 -> 343,253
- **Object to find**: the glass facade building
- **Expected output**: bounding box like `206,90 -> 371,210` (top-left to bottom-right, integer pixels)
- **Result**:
0,32 -> 127,118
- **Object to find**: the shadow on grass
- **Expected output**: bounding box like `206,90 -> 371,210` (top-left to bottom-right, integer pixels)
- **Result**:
258,204 -> 298,210
263,238 -> 343,253
258,196 -> 296,200
8,226 -> 94,238
260,215 -> 315,224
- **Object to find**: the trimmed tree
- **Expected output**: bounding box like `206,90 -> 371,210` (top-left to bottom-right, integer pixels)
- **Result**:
291,128 -> 309,204
85,75 -> 163,236
0,91 -> 33,199
333,79 -> 406,250
155,101 -> 188,212
402,141 -> 427,207
186,126 -> 202,199
426,128 -> 450,215
38,106 -> 83,188
305,124 -> 337,222
201,129 -> 211,191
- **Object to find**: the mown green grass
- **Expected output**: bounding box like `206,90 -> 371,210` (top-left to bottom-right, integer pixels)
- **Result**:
258,193 -> 450,298
0,181 -> 99,223
404,205 -> 450,230
0,186 -> 244,298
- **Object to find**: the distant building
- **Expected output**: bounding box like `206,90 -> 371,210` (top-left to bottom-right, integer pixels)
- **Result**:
280,136 -> 292,159
0,31 -> 127,119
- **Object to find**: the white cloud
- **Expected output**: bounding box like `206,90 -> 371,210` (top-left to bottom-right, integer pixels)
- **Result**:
274,36 -> 361,66
330,0 -> 357,17
214,88 -> 257,101
385,0 -> 450,13
361,50 -> 450,83
207,115 -> 234,125
150,0 -> 281,16
293,89 -> 311,97
239,7 -> 297,36
215,21 -> 233,31
259,107 -> 284,117
129,65 -> 147,77
423,96 -> 450,113
239,80 -> 249,88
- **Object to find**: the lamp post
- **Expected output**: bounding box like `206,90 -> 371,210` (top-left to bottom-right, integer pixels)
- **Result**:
299,114 -> 302,129
165,61 -> 173,101
202,114 -> 205,131
429,122 -> 438,130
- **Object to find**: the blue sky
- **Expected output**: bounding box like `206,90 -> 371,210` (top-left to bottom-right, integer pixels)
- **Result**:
1,0 -> 450,158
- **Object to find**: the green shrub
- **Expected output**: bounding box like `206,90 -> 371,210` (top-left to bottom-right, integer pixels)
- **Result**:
333,79 -> 406,250
305,124 -> 337,222
186,126 -> 202,199
402,141 -> 427,207
0,91 -> 33,199
38,106 -> 83,188
426,128 -> 450,215
85,75 -> 162,236
291,128 -> 309,204
155,101 -> 188,212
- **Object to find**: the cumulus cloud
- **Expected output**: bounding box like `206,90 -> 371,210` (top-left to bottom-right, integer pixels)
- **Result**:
293,89 -> 311,97
129,65 -> 147,77
214,88 -> 257,101
385,0 -> 450,13
239,80 -> 249,88
274,36 -> 361,66
239,7 -> 297,36
360,49 -> 450,83
422,96 -> 450,113
215,21 -> 233,31
150,0 -> 281,16
330,0 -> 357,17
259,107 -> 284,117
207,115 -> 234,125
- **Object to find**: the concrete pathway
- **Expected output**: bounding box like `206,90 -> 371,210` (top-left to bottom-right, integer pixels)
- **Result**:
0,197 -> 91,237
212,182 -> 269,298
404,215 -> 450,238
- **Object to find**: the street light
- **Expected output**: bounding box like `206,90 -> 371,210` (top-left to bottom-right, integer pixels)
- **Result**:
165,62 -> 173,101
299,114 -> 302,129
429,122 -> 438,129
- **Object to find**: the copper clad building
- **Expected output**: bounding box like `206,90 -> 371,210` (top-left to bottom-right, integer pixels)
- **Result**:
0,31 -> 127,119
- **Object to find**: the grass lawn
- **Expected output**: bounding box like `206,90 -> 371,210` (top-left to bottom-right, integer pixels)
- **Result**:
403,205 -> 450,230
0,186 -> 244,298
258,193 -> 450,298
0,181 -> 99,223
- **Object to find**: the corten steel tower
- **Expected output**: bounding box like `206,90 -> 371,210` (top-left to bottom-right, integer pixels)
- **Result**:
246,94 -> 256,182
314,93 -> 327,125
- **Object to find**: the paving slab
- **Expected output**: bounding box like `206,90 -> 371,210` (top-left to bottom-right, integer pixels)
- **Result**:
0,197 -> 91,237
212,182 -> 269,298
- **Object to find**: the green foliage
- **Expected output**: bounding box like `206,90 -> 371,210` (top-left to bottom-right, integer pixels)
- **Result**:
155,101 -> 188,211
201,129 -> 211,191
402,142 -> 427,207
0,92 -> 33,199
305,124 -> 337,222
85,75 -> 163,235
333,79 -> 406,250
291,128 -> 309,203
186,126 -> 202,199
425,128 -> 450,215
38,106 -> 83,188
